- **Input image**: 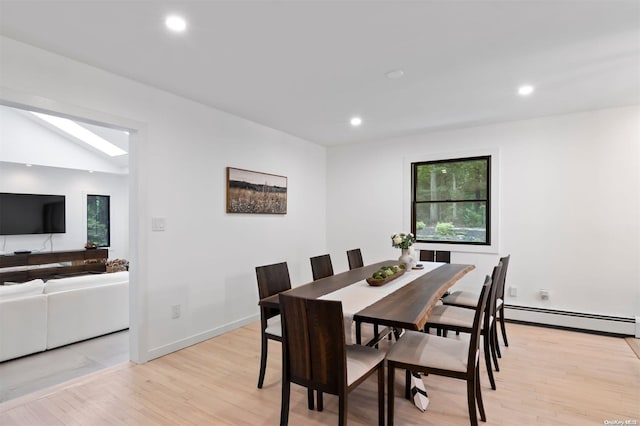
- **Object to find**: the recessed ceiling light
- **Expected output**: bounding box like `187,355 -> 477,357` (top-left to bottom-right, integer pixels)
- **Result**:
385,69 -> 405,80
350,117 -> 362,127
165,15 -> 187,32
518,85 -> 534,96
31,112 -> 127,157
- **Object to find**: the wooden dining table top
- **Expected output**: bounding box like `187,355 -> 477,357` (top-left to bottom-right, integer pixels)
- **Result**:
259,259 -> 475,333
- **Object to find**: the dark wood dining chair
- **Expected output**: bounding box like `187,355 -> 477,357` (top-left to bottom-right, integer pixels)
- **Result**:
442,255 -> 511,354
279,294 -> 385,426
255,261 -> 291,389
386,275 -> 492,426
494,255 -> 511,349
310,254 -> 334,281
346,248 -> 363,270
419,249 -> 451,263
424,262 -> 503,390
419,250 -> 435,261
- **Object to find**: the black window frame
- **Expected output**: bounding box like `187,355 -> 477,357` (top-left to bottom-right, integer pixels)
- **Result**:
87,194 -> 111,248
411,155 -> 491,246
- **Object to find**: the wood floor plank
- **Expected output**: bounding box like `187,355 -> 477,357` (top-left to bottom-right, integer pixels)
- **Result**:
626,337 -> 640,360
1,322 -> 638,425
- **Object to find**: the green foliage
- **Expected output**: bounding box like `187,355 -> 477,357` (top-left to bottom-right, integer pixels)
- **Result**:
435,222 -> 455,236
87,195 -> 110,247
391,232 -> 415,249
462,205 -> 485,228
415,157 -> 488,202
413,157 -> 490,244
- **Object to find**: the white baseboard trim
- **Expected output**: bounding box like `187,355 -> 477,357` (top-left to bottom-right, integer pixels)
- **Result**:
505,305 -> 636,337
146,313 -> 260,361
144,306 -> 637,361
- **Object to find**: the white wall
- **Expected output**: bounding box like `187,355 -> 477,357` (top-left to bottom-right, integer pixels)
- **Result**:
2,33 -> 636,360
0,36 -> 327,361
327,106 -> 640,321
0,162 -> 129,259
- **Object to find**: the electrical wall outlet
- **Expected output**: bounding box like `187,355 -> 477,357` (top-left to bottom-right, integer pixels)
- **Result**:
540,289 -> 550,300
171,304 -> 181,319
509,286 -> 517,297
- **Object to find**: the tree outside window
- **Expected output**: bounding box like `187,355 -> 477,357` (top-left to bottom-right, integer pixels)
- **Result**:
412,156 -> 490,245
87,194 -> 110,247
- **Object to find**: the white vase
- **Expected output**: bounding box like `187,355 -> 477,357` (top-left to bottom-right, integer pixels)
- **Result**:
399,248 -> 416,270
407,246 -> 417,264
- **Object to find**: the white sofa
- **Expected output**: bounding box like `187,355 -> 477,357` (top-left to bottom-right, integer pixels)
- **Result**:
0,271 -> 129,362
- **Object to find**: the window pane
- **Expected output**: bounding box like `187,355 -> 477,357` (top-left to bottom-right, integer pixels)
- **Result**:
415,201 -> 487,243
87,195 -> 110,247
415,158 -> 488,202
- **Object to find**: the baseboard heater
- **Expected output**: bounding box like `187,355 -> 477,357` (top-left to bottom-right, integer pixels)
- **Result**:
504,304 -> 638,337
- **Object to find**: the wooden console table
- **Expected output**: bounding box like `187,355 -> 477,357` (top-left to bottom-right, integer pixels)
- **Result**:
0,249 -> 108,284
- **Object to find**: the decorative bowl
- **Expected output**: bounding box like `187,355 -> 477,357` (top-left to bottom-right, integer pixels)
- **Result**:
366,266 -> 406,287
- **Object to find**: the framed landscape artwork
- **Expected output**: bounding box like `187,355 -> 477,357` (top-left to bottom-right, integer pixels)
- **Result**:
226,167 -> 288,214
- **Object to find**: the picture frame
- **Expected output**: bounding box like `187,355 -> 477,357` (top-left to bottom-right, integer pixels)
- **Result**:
226,167 -> 287,214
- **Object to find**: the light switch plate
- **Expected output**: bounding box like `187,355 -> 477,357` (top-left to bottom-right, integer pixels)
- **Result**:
152,217 -> 166,231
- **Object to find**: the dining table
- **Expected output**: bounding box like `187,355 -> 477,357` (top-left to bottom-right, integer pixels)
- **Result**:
259,259 -> 475,346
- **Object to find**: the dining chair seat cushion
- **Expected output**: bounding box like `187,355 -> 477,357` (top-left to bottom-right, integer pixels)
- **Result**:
430,305 -> 474,328
346,344 -> 386,386
386,330 -> 470,373
442,290 -> 478,308
265,315 -> 282,337
429,305 -> 494,330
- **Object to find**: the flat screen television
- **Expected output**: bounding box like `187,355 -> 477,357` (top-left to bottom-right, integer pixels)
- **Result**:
0,192 -> 66,235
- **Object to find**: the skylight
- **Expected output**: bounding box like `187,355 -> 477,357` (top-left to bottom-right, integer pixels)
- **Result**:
30,112 -> 127,157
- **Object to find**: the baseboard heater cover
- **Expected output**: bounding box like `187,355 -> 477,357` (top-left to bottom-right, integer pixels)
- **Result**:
504,304 -> 637,337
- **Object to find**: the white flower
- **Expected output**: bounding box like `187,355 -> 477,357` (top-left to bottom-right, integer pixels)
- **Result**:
391,232 -> 416,249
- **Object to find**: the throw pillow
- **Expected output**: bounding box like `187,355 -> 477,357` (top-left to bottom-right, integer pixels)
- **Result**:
0,279 -> 45,300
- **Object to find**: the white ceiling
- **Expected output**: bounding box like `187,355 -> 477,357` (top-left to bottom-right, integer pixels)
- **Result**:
0,0 -> 638,146
1,104 -> 129,174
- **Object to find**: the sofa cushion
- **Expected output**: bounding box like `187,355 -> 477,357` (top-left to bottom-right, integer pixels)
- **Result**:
46,281 -> 129,349
44,271 -> 129,294
0,279 -> 45,300
0,294 -> 48,362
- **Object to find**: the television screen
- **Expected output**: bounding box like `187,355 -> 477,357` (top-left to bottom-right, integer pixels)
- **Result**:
0,193 -> 66,235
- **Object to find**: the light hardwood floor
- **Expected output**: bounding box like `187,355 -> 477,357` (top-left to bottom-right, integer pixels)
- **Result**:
1,322 -> 638,425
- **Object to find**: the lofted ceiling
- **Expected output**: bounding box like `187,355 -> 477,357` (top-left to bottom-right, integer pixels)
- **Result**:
0,0 -> 638,146
0,105 -> 129,174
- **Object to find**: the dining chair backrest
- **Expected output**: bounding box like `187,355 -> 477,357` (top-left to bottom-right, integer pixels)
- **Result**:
419,250 -> 451,263
346,249 -> 364,270
468,274 -> 492,372
495,255 -> 511,301
279,294 -> 347,395
419,250 -> 435,262
436,250 -> 451,263
310,254 -> 334,281
256,262 -> 291,320
485,262 -> 503,331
